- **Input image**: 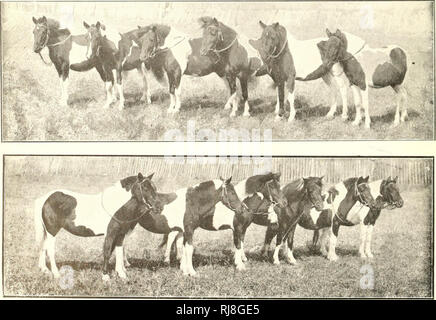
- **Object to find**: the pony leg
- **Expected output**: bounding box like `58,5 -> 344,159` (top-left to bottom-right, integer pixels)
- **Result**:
327,219 -> 340,261
240,77 -> 251,117
115,69 -> 125,111
273,224 -> 285,265
38,236 -> 50,273
240,230 -> 248,262
46,233 -> 60,278
221,76 -> 233,110
318,228 -> 329,256
323,73 -> 337,119
364,225 -> 374,258
228,76 -> 239,117
351,85 -> 363,126
140,64 -> 152,104
262,225 -> 277,258
175,232 -> 183,261
115,246 -> 127,279
285,225 -> 298,265
399,86 -> 408,122
287,74 -> 296,122
233,230 -> 246,271
185,242 -> 196,276
275,88 -> 280,115
334,73 -> 349,120
164,231 -> 179,264
123,233 -> 130,268
174,85 -> 182,113
104,82 -> 114,109
359,223 -> 368,258
182,228 -> 196,276
362,88 -> 371,129
274,82 -> 285,122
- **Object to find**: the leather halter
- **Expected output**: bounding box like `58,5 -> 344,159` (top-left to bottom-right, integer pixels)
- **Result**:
379,180 -> 400,210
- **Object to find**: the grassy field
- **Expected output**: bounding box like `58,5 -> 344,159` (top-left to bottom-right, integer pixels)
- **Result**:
3,173 -> 432,298
2,4 -> 434,141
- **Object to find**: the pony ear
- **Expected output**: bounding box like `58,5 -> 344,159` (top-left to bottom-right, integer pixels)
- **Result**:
273,22 -> 280,29
364,175 -> 370,182
225,176 -> 232,185
152,25 -> 157,32
393,176 -> 398,183
273,172 -> 281,180
83,21 -> 90,29
32,17 -> 38,24
259,21 -> 267,29
41,16 -> 47,23
320,175 -> 324,180
212,17 -> 219,25
198,17 -> 210,28
137,172 -> 144,180
147,172 -> 155,180
138,25 -> 142,29
326,28 -> 333,37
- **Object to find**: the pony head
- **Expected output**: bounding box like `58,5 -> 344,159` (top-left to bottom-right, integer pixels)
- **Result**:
198,17 -> 223,56
249,21 -> 287,62
32,16 -> 49,53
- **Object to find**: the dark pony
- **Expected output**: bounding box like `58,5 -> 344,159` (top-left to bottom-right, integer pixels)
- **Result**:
198,17 -> 256,117
249,21 -> 296,121
263,177 -> 325,264
32,16 -> 104,106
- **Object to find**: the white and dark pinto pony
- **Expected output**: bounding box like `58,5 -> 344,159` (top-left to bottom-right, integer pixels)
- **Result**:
32,16 -> 106,106
297,29 -> 409,128
34,173 -> 158,278
80,22 -> 156,110
138,18 -> 261,117
316,176 -> 403,260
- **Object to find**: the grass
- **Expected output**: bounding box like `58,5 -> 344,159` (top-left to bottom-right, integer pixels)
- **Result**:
2,15 -> 434,141
3,174 -> 432,298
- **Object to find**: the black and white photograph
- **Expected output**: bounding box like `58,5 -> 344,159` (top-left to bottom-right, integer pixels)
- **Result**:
1,1 -> 434,141
2,156 -> 433,298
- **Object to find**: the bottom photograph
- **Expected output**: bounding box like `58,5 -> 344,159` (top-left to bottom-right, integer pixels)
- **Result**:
2,156 -> 433,298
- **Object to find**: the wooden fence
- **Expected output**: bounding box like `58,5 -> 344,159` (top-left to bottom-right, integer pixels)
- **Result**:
4,156 -> 433,186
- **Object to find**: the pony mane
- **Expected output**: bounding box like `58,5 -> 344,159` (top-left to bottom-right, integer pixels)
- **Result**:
343,177 -> 359,190
198,16 -> 237,37
47,18 -> 61,30
120,175 -> 138,191
284,178 -> 305,194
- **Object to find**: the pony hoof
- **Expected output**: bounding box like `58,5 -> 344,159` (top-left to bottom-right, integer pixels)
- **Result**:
288,115 -> 296,122
117,271 -> 127,279
365,123 -> 371,129
366,252 -> 374,258
243,112 -> 250,117
241,256 -> 248,263
273,260 -> 280,265
53,272 -> 61,279
230,112 -> 237,118
287,259 -> 297,265
102,274 -> 110,281
274,115 -> 282,122
341,114 -> 348,121
325,113 -> 334,119
392,121 -> 400,128
236,264 -> 246,271
188,271 -> 198,277
352,121 -> 360,127
359,252 -> 367,258
327,255 -> 338,262
224,103 -> 232,110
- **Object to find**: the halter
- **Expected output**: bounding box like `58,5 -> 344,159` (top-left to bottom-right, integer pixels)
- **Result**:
35,27 -> 74,65
146,35 -> 186,60
264,37 -> 288,61
379,180 -> 400,210
355,181 -> 372,207
203,26 -> 238,64
221,184 -> 248,212
101,179 -> 155,225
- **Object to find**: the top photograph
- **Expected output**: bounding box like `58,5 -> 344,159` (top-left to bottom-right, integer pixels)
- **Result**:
1,1 -> 434,141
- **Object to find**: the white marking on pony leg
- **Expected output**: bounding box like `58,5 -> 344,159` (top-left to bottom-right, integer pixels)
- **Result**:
38,237 -> 49,273
164,231 -> 178,264
180,243 -> 188,274
241,242 -> 248,262
359,223 -> 368,258
393,85 -> 402,126
46,234 -> 60,278
140,64 -> 152,104
365,225 -> 374,258
243,101 -> 251,117
167,94 -> 176,113
235,248 -> 246,271
115,246 -> 127,279
185,243 -> 197,276
117,82 -> 125,111
174,86 -> 182,113
229,92 -> 238,117
104,82 -> 113,109
123,234 -> 130,268
335,75 -> 348,120
261,243 -> 270,256
400,86 -> 408,122
362,88 -> 371,129
286,248 -> 297,265
288,91 -> 296,122
323,74 -> 337,119
221,77 -> 232,110
175,233 -> 183,261
351,86 -> 362,126
327,233 -> 338,261
273,243 -> 282,265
